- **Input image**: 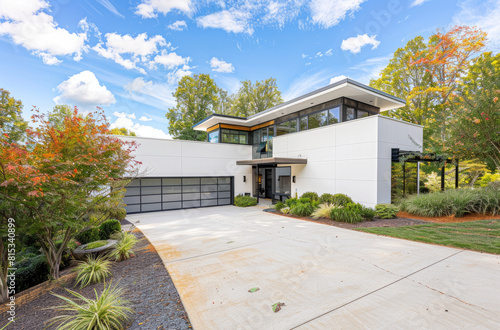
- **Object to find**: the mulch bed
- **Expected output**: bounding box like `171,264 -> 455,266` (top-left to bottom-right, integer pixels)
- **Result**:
275,212 -> 427,229
273,209 -> 498,228
0,222 -> 191,329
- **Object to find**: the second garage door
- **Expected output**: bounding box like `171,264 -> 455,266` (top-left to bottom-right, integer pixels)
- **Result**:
124,176 -> 234,214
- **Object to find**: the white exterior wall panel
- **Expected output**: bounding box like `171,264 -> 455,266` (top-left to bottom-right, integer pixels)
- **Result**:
119,137 -> 253,196
273,115 -> 422,207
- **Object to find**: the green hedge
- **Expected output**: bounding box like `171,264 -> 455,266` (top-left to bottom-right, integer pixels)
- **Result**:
15,255 -> 49,292
75,227 -> 101,244
290,201 -> 315,217
330,207 -> 363,223
399,186 -> 500,217
331,194 -> 353,206
99,219 -> 121,240
234,194 -> 258,207
300,192 -> 319,201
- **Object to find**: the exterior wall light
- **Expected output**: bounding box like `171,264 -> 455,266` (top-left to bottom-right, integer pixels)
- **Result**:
292,176 -> 296,183
243,176 -> 246,182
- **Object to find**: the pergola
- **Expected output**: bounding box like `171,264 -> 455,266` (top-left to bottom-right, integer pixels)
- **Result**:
391,148 -> 459,197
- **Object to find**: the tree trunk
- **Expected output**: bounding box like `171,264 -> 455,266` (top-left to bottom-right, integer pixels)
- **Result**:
0,239 -> 9,304
41,227 -> 73,280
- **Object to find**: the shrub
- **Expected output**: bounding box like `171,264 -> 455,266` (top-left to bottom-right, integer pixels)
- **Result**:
234,194 -> 258,207
298,197 -> 311,204
311,203 -> 334,219
330,207 -> 363,223
99,219 -> 122,240
15,254 -> 49,292
113,208 -> 127,221
74,255 -> 112,288
344,202 -> 363,213
300,192 -> 319,201
360,207 -> 376,220
75,227 -> 100,245
319,193 -> 335,204
331,193 -> 353,206
290,202 -> 314,217
285,198 -> 298,207
48,282 -> 132,329
109,232 -> 138,261
375,204 -> 399,219
281,206 -> 290,214
399,187 -> 500,217
274,201 -> 285,212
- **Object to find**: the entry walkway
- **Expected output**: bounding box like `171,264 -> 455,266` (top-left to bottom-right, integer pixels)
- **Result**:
127,206 -> 500,329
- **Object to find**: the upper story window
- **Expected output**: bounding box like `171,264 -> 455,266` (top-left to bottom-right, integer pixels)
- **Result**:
221,129 -> 248,144
298,106 -> 341,132
208,130 -> 219,143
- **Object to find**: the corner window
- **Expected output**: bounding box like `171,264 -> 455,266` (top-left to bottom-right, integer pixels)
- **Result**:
358,110 -> 369,118
346,107 -> 356,121
328,107 -> 340,124
208,130 -> 219,143
220,129 -> 248,144
300,116 -> 307,131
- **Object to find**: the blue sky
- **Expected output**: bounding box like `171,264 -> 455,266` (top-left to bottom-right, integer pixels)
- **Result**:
1,0 -> 498,138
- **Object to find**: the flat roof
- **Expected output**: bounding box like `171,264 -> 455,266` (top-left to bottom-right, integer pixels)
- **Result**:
236,157 -> 307,166
193,78 -> 405,131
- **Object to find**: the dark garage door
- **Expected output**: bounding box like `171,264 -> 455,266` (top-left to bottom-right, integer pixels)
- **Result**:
124,177 -> 234,214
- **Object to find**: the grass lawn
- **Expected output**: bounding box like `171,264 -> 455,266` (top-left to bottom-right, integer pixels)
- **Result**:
356,219 -> 500,254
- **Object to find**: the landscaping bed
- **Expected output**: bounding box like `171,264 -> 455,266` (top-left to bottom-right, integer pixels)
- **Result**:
0,224 -> 191,329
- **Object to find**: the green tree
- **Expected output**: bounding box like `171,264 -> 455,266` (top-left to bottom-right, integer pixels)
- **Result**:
110,127 -> 137,136
229,78 -> 283,117
48,105 -> 75,129
448,52 -> 500,172
166,74 -> 223,141
0,89 -> 28,143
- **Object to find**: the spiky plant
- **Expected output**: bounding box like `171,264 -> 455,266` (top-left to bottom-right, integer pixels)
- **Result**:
311,203 -> 334,219
75,255 -> 112,288
48,282 -> 132,330
108,232 -> 138,261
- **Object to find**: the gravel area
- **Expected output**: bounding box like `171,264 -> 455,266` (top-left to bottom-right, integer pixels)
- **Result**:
0,221 -> 191,329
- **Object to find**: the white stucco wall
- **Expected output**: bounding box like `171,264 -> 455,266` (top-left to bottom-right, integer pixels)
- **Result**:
272,115 -> 422,207
118,136 -> 254,196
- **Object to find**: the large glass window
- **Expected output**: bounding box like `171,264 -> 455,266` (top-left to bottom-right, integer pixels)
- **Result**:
328,107 -> 340,124
208,130 -> 219,143
346,107 -> 356,121
308,112 -> 321,129
290,119 -> 297,133
276,121 -> 289,136
221,129 -> 248,144
300,116 -> 307,131
357,110 -> 369,118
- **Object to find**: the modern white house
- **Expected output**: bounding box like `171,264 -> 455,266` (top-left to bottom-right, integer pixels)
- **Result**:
120,78 -> 423,214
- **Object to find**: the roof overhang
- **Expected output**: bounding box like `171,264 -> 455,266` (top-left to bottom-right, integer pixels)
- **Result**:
193,78 -> 405,131
236,157 -> 308,166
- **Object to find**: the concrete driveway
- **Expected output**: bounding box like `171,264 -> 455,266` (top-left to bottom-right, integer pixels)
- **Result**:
127,206 -> 500,329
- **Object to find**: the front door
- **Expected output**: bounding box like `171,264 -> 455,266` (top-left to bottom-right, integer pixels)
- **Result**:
265,169 -> 273,199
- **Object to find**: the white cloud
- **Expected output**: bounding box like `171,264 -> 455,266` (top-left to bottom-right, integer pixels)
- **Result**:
309,0 -> 366,28
0,0 -> 88,65
167,20 -> 187,31
305,62 -> 311,66
210,57 -> 234,73
153,50 -> 190,69
96,0 -> 125,18
53,71 -> 115,106
113,112 -> 136,119
301,53 -> 308,58
453,0 -> 500,52
110,117 -> 171,139
410,0 -> 431,7
316,51 -> 323,57
197,9 -> 253,34
330,75 -> 347,84
348,55 -> 391,83
166,66 -> 192,84
93,32 -> 167,73
125,77 -> 153,93
341,34 -> 380,54
139,116 -> 152,121
135,0 -> 192,19
283,68 -> 336,100
325,49 -> 333,56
